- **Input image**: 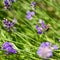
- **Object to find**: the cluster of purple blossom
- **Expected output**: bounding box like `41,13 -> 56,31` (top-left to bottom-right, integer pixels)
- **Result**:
3,18 -> 17,31
4,0 -> 15,9
26,2 -> 36,20
37,42 -> 58,59
36,19 -> 49,34
30,2 -> 36,10
2,42 -> 17,54
26,10 -> 35,20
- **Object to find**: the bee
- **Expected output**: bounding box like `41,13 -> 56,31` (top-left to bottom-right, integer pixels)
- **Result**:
45,24 -> 51,31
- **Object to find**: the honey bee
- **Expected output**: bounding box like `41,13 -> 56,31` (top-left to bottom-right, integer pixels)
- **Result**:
45,24 -> 51,31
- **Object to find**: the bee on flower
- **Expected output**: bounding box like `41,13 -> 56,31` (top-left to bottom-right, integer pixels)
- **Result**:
36,19 -> 50,34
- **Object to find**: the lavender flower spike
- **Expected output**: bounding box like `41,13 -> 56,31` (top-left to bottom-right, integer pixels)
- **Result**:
36,25 -> 43,34
36,25 -> 39,29
37,42 -> 58,59
26,10 -> 35,20
2,42 -> 17,54
31,2 -> 36,7
26,10 -> 35,16
30,2 -> 36,10
37,27 -> 43,34
4,0 -> 11,9
37,42 -> 53,59
31,11 -> 35,16
3,18 -> 16,31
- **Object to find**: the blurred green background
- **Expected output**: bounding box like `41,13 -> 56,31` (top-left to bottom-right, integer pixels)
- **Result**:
0,0 -> 60,60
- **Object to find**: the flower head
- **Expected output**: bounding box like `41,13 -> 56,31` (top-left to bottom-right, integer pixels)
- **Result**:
4,0 -> 15,9
2,42 -> 17,54
3,18 -> 16,31
30,2 -> 36,10
4,0 -> 11,9
37,42 -> 58,59
26,10 -> 35,20
36,19 -> 50,34
26,14 -> 32,20
31,2 -> 36,7
36,25 -> 43,34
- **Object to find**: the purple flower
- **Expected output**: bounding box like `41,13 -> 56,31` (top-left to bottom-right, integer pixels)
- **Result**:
3,18 -> 16,31
37,42 -> 58,59
30,2 -> 36,10
3,18 -> 8,25
31,11 -> 35,16
37,42 -> 53,59
2,42 -> 12,49
40,42 -> 50,47
31,2 -> 36,7
36,25 -> 39,29
26,11 -> 35,16
26,15 -> 32,20
53,45 -> 58,50
39,19 -> 47,29
5,47 -> 17,54
36,19 -> 49,34
11,49 -> 17,54
37,27 -> 43,34
4,0 -> 11,9
36,25 -> 43,34
26,11 -> 31,15
26,10 -> 35,20
4,0 -> 15,9
2,42 -> 17,54
4,0 -> 9,5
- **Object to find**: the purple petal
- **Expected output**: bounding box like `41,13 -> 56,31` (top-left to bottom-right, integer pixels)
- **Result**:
31,2 -> 36,6
2,42 -> 17,54
4,0 -> 9,5
31,11 -> 35,16
53,45 -> 58,50
37,27 -> 43,34
47,51 -> 53,58
40,42 -> 46,47
11,49 -> 17,54
26,11 -> 31,15
37,42 -> 53,59
45,42 -> 50,46
7,21 -> 11,28
5,47 -> 12,52
26,15 -> 32,20
2,42 -> 12,49
39,20 -> 46,29
36,25 -> 39,29
38,31 -> 42,34
3,19 -> 8,25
